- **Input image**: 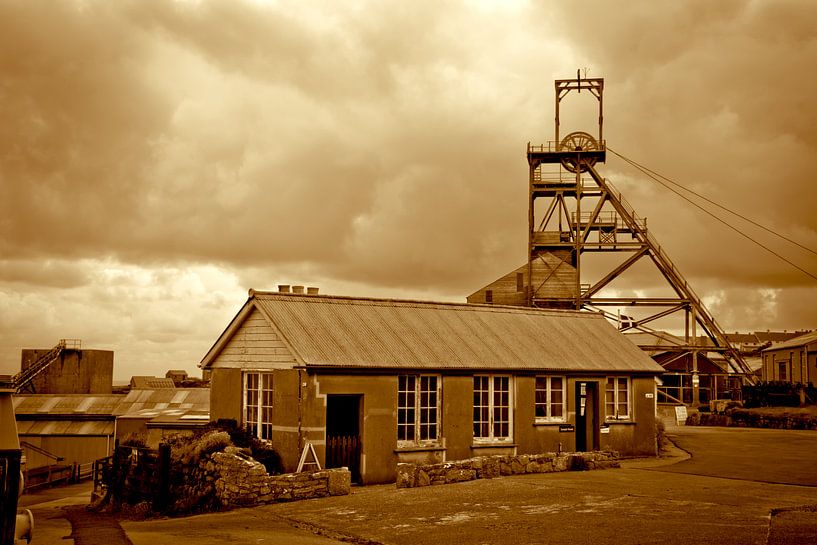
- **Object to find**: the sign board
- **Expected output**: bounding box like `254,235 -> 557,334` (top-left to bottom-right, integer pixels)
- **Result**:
558,424 -> 575,432
600,426 -> 610,434
645,393 -> 654,399
674,405 -> 688,425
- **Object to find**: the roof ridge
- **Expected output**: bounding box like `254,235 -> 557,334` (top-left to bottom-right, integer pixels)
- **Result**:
250,290 -> 598,318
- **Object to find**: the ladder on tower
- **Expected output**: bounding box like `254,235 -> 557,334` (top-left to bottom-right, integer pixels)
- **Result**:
589,172 -> 755,378
12,339 -> 73,393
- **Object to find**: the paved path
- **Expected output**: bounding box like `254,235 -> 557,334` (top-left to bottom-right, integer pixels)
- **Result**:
659,425 -> 817,486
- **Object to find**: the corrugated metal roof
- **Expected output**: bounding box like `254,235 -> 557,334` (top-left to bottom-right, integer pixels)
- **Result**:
763,330 -> 817,351
17,420 -> 115,436
249,293 -> 664,373
113,388 -> 210,416
13,394 -> 125,415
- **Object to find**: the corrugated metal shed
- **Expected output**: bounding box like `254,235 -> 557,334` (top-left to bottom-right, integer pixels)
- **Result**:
13,394 -> 124,415
16,420 -> 115,436
239,293 -> 664,373
113,388 -> 210,417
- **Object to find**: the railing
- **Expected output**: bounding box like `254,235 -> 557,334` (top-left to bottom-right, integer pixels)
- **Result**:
13,340 -> 66,392
23,461 -> 94,490
572,210 -> 647,231
527,140 -> 607,153
62,338 -> 82,350
532,168 -> 596,188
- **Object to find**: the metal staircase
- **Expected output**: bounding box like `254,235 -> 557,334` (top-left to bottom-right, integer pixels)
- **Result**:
11,339 -> 80,393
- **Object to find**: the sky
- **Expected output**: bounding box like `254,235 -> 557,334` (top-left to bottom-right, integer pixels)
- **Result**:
1,0 -> 816,381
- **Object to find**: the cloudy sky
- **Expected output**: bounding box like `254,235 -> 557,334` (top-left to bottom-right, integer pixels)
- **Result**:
2,0 -> 816,381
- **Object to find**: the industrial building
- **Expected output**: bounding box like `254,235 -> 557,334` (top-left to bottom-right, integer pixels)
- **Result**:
761,331 -> 817,384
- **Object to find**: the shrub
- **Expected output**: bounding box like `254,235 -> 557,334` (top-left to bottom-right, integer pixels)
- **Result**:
168,430 -> 231,466
120,434 -> 147,448
742,381 -> 810,408
208,419 -> 283,475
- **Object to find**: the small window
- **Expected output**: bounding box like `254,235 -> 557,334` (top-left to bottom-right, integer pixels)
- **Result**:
473,375 -> 512,442
779,362 -> 788,381
485,290 -> 493,304
244,372 -> 274,440
516,272 -> 524,292
605,376 -> 630,420
535,376 -> 565,422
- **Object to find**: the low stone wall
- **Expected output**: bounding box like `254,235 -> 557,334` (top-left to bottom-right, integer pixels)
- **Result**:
396,451 -> 619,489
211,447 -> 351,508
687,411 -> 817,430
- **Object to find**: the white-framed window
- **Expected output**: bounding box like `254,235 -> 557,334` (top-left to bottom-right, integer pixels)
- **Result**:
535,376 -> 566,422
605,376 -> 630,420
473,375 -> 513,442
397,375 -> 440,446
244,372 -> 274,440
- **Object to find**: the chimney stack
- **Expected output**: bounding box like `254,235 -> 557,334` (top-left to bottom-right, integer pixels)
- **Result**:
278,284 -> 291,293
307,287 -> 319,295
292,285 -> 305,294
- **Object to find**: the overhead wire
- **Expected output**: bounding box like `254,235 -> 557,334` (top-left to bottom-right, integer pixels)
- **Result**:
606,146 -> 817,283
607,147 -> 817,257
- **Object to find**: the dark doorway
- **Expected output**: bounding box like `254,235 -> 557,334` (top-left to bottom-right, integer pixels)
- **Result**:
326,395 -> 362,483
575,381 -> 600,452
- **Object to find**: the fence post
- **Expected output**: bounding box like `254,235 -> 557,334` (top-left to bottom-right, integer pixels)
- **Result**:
110,439 -> 123,508
154,443 -> 171,513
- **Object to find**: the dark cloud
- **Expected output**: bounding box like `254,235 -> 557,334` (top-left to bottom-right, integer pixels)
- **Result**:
0,1 -> 815,377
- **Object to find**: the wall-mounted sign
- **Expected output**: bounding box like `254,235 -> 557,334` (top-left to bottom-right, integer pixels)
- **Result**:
645,393 -> 654,399
600,426 -> 611,434
559,424 -> 575,432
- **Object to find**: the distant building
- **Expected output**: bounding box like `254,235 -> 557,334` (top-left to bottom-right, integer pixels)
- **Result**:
19,343 -> 113,394
13,388 -> 210,479
761,331 -> 817,384
201,290 -> 664,484
129,376 -> 176,389
165,369 -> 189,384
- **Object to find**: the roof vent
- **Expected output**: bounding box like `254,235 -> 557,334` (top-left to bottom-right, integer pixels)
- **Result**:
278,285 -> 291,293
292,285 -> 305,294
307,287 -> 320,295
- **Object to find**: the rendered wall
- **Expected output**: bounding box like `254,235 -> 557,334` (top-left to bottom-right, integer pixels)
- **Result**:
209,368 -> 242,423
209,368 -> 659,484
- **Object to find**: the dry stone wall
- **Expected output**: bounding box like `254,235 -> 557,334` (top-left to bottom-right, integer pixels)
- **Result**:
211,447 -> 351,508
396,451 -> 619,489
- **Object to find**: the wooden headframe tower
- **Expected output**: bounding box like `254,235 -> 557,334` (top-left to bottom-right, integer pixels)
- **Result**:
468,73 -> 753,397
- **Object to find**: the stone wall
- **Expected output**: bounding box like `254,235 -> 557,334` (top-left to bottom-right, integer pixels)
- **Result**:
686,411 -> 817,430
211,447 -> 351,508
396,451 -> 619,489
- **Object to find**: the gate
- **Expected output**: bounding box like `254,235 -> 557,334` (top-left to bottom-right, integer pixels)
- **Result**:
326,435 -> 360,483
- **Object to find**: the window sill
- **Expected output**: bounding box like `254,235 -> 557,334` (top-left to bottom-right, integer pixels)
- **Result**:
394,444 -> 445,453
533,420 -> 568,426
471,442 -> 516,449
604,420 -> 635,425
